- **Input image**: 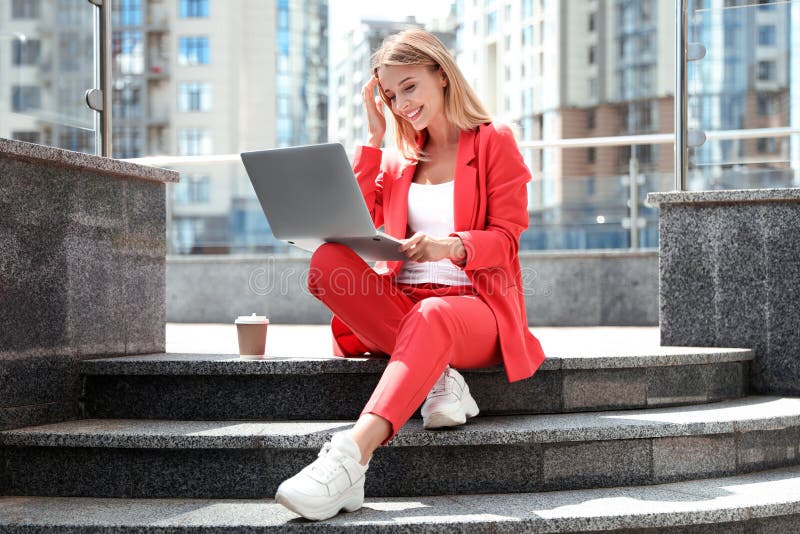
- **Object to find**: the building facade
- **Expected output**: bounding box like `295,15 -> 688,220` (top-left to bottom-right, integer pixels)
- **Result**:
0,0 -> 95,153
452,0 -> 793,250
0,0 -> 328,254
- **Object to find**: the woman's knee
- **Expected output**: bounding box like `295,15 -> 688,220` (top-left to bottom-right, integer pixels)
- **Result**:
309,242 -> 353,271
398,297 -> 456,339
307,243 -> 357,294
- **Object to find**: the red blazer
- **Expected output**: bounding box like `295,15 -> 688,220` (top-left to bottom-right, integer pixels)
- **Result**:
343,122 -> 546,383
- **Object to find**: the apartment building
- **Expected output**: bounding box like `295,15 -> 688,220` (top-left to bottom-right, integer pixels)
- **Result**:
164,0 -> 328,254
0,0 -> 95,152
452,0 -> 794,249
689,0 -> 794,189
1,0 -> 328,254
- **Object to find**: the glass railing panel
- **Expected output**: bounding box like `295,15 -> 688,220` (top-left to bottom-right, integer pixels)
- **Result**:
519,145 -> 670,251
164,158 -> 310,256
0,0 -> 96,153
687,0 -> 799,189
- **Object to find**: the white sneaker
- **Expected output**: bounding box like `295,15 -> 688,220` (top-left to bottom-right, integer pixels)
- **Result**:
275,430 -> 369,521
420,365 -> 480,429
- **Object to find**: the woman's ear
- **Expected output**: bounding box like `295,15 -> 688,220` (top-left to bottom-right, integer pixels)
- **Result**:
439,67 -> 448,87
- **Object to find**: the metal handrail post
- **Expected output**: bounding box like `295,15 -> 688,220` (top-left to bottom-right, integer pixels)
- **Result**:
675,0 -> 688,191
629,145 -> 639,249
86,0 -> 112,157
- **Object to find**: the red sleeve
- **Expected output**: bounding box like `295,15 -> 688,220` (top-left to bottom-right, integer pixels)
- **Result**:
351,145 -> 402,230
447,124 -> 531,271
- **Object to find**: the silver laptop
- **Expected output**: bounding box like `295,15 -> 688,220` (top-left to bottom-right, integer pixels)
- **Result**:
241,143 -> 407,261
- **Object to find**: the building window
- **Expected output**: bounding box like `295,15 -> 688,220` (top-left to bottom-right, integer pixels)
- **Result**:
756,93 -> 776,115
113,31 -> 144,74
758,25 -> 776,46
504,4 -> 511,20
486,11 -> 496,34
112,81 -> 142,119
522,25 -> 533,47
59,32 -> 83,72
588,12 -> 596,32
114,0 -> 142,26
59,128 -> 93,153
12,131 -> 41,144
640,0 -> 651,20
587,147 -> 596,164
588,45 -> 595,65
178,128 -> 212,155
12,0 -> 40,18
175,175 -> 211,204
12,85 -> 41,112
588,78 -> 597,98
56,0 -> 82,24
522,89 -> 533,114
586,109 -> 596,130
178,37 -> 210,65
113,125 -> 142,158
179,82 -> 212,111
757,60 -> 775,81
756,137 -> 777,153
180,0 -> 209,18
522,0 -> 533,18
12,38 -> 40,66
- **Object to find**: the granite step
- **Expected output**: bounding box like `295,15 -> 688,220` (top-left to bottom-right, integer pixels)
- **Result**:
79,348 -> 753,420
1,396 -> 797,499
1,464 -> 799,533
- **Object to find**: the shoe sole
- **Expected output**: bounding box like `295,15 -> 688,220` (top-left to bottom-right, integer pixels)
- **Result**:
275,483 -> 364,521
423,389 -> 480,429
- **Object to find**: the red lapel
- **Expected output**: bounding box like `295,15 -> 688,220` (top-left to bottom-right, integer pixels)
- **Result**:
386,127 -> 479,238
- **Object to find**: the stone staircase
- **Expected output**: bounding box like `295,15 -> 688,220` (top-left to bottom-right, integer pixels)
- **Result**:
2,337 -> 800,532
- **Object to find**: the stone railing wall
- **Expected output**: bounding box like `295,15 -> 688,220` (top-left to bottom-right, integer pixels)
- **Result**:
0,138 -> 178,430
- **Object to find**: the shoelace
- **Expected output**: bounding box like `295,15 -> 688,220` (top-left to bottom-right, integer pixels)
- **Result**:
429,367 -> 452,396
308,441 -> 346,482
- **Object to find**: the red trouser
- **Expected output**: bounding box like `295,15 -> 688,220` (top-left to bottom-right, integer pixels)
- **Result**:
307,242 -> 503,445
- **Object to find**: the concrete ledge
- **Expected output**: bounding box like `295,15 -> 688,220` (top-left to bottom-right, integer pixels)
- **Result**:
166,249 -> 660,326
3,396 -> 796,448
77,350 -> 752,420
646,187 -> 800,395
0,396 -> 798,498
647,187 -> 800,206
79,347 -> 754,375
0,138 -> 178,184
2,465 -> 799,532
0,137 -> 177,431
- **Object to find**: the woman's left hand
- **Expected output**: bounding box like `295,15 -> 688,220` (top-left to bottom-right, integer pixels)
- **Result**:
398,232 -> 461,263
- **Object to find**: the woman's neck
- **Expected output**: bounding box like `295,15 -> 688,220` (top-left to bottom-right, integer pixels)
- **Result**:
423,121 -> 460,152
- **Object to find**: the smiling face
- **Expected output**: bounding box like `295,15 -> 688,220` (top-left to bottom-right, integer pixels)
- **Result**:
376,64 -> 447,132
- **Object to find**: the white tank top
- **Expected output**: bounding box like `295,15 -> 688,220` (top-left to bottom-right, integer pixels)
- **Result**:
395,180 -> 473,286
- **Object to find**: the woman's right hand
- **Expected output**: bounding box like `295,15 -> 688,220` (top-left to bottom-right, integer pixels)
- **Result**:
361,76 -> 386,148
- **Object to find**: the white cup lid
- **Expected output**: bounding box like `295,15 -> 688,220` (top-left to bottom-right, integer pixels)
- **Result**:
235,313 -> 269,324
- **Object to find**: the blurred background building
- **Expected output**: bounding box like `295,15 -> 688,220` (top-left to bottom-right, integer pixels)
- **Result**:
330,15 -> 456,151
0,0 -> 796,254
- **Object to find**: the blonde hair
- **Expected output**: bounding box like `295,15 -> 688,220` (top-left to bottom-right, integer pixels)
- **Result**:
370,29 -> 493,161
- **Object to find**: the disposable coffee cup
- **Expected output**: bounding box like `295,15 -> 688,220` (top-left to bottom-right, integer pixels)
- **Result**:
235,313 -> 269,359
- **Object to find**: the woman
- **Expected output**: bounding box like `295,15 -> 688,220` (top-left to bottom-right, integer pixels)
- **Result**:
275,29 -> 547,521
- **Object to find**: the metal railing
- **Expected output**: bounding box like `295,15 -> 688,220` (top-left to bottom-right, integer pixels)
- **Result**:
97,0 -> 797,260
124,126 -> 799,253
85,0 -> 112,157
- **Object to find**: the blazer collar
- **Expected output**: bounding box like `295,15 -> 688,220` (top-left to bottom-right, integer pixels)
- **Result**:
388,127 -> 480,241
